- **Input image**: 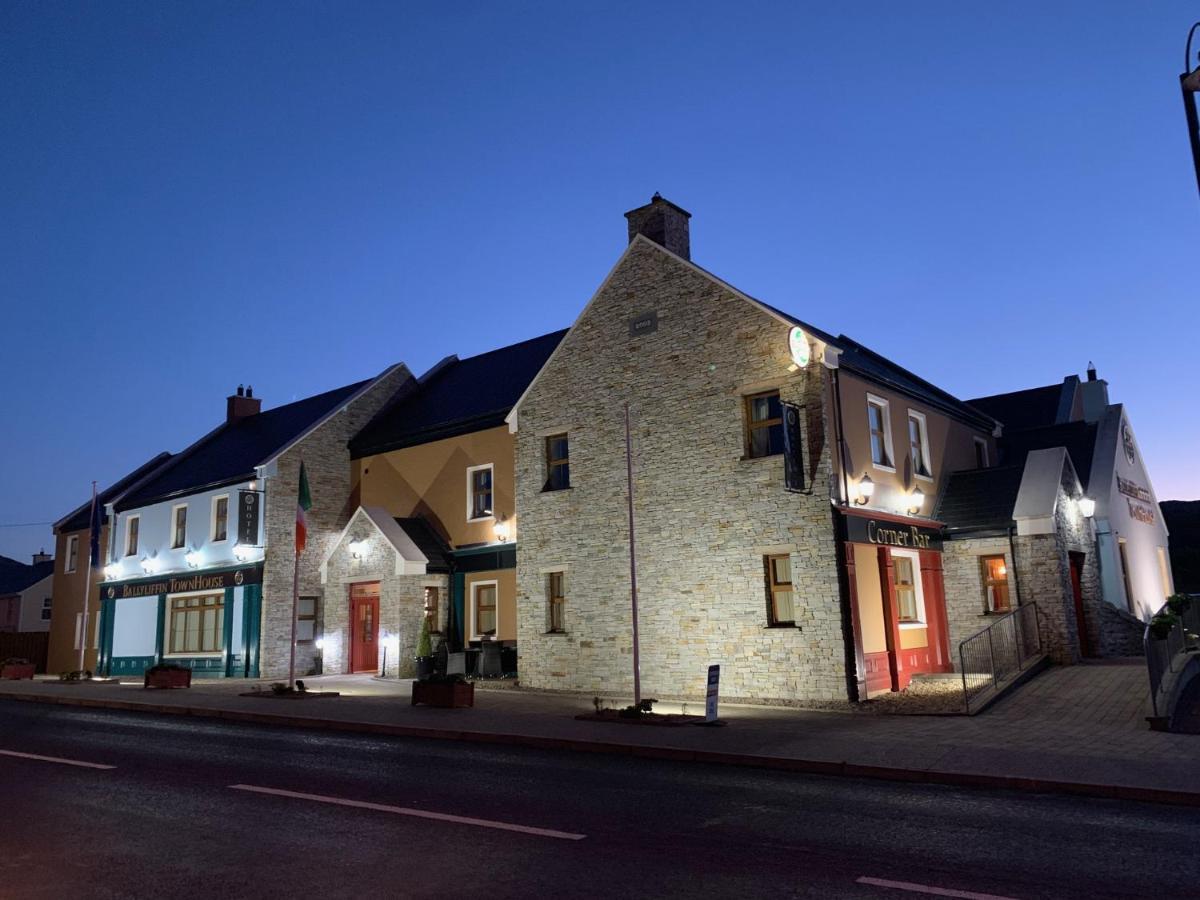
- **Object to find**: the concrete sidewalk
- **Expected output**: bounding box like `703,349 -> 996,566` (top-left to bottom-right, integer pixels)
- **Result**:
2,661 -> 1196,806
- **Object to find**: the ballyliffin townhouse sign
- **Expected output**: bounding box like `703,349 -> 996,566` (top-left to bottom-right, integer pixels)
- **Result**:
105,565 -> 262,600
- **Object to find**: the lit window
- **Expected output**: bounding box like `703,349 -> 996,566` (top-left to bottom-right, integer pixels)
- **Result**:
547,572 -> 565,633
212,496 -> 229,542
544,435 -> 570,491
473,583 -> 497,637
765,554 -> 795,625
125,517 -> 140,557
745,391 -> 784,459
893,555 -> 922,623
171,505 -> 188,550
867,396 -> 894,469
167,594 -> 224,654
297,595 -> 318,643
424,586 -> 440,633
468,465 -> 493,521
66,536 -> 78,574
908,411 -> 932,479
981,555 -> 1010,613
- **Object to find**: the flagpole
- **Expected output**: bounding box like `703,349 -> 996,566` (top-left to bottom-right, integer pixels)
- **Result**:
288,550 -> 299,689
79,481 -> 97,673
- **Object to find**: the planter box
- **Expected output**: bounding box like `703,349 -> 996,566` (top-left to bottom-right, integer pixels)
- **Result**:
411,680 -> 474,708
144,668 -> 192,689
1,663 -> 35,680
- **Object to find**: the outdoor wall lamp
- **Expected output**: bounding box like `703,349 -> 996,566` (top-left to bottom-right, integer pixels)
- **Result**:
908,487 -> 925,514
233,543 -> 251,562
104,563 -> 119,580
855,474 -> 874,505
185,550 -> 201,568
493,515 -> 511,543
141,556 -> 158,575
1078,497 -> 1096,518
348,539 -> 367,559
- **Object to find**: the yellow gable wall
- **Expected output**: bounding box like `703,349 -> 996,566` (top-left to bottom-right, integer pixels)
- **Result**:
354,425 -> 515,550
47,525 -> 106,674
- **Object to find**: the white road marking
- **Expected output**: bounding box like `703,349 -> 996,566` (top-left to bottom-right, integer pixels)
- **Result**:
856,876 -> 1019,900
229,783 -> 587,840
0,749 -> 116,770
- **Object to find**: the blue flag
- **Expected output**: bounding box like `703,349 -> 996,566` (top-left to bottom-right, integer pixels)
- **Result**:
88,488 -> 101,567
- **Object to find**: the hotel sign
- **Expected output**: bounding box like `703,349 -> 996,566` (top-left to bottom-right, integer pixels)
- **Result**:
844,515 -> 943,552
238,490 -> 261,546
104,565 -> 263,600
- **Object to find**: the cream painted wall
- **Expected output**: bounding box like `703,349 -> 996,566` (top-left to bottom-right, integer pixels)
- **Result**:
854,543 -> 887,654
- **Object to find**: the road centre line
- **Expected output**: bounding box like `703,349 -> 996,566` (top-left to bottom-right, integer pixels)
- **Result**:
856,876 -> 1019,900
228,783 -> 587,841
0,749 -> 116,770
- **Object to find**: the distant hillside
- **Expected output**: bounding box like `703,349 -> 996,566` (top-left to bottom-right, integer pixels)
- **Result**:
1162,500 -> 1200,594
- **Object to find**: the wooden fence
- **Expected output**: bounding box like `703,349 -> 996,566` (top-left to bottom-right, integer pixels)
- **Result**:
0,631 -> 50,672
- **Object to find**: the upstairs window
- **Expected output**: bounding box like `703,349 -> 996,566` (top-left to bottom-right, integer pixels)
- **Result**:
765,554 -> 795,625
973,437 -> 990,469
125,516 -> 140,557
544,434 -> 570,491
171,505 -> 188,550
212,496 -> 229,542
867,396 -> 894,469
547,571 -> 566,633
745,391 -> 784,459
908,411 -> 932,479
467,465 -> 494,521
980,555 -> 1010,613
66,535 -> 78,574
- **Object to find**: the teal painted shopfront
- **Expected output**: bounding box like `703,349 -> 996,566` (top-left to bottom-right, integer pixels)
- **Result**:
96,563 -> 264,678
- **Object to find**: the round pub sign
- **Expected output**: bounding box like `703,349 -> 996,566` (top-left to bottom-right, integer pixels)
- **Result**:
788,327 -> 810,367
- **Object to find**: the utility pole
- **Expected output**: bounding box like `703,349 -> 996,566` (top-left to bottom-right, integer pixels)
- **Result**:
1181,23 -> 1200,202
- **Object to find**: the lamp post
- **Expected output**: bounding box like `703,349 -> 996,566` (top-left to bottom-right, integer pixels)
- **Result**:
1182,22 -> 1200,201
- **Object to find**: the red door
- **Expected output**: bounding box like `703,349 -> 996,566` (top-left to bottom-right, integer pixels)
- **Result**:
349,582 -> 380,673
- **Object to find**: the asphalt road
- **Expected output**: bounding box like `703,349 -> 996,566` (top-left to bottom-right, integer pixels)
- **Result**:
0,699 -> 1196,900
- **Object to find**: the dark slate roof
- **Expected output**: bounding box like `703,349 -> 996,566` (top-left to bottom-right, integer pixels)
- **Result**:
56,452 -> 175,532
350,330 -> 567,458
395,517 -> 451,573
833,335 -> 997,429
116,381 -> 371,510
999,421 -> 1098,490
968,384 -> 1064,431
0,559 -> 54,595
934,465 -> 1026,534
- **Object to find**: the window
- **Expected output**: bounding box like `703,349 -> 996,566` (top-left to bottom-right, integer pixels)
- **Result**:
66,535 -> 78,573
212,495 -> 229,542
472,582 -> 497,637
467,464 -> 494,521
41,597 -> 52,621
765,554 -> 795,625
980,555 -> 1010,613
424,586 -> 440,633
167,593 -> 224,654
544,434 -> 570,491
907,411 -> 932,479
171,505 -> 188,550
744,390 -> 784,458
125,516 -> 140,557
892,554 -> 923,624
973,437 -> 989,469
867,395 -> 894,469
297,596 -> 317,643
547,572 -> 565,632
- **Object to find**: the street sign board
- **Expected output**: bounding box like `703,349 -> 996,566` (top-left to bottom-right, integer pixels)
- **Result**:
705,664 -> 720,723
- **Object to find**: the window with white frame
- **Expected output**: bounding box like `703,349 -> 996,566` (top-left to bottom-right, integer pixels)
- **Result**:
907,410 -> 932,480
867,395 -> 895,470
467,464 -> 494,521
66,535 -> 78,573
765,554 -> 795,625
892,551 -> 925,625
41,597 -> 52,621
297,595 -> 318,643
125,516 -> 140,557
472,581 -> 497,637
212,495 -> 229,542
973,437 -> 989,469
170,504 -> 188,550
167,593 -> 224,654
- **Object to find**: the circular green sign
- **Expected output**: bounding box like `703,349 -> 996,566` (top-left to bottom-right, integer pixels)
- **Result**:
788,327 -> 810,367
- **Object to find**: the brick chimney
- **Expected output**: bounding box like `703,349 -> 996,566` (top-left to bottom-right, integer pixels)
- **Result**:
32,549 -> 51,565
226,384 -> 262,422
1080,362 -> 1109,423
625,193 -> 691,260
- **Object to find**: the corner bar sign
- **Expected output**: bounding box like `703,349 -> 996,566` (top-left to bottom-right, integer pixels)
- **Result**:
844,515 -> 943,552
788,327 -> 810,367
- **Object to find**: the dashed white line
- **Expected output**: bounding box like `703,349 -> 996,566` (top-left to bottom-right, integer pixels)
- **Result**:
856,876 -> 1019,900
228,783 -> 587,840
0,749 -> 116,770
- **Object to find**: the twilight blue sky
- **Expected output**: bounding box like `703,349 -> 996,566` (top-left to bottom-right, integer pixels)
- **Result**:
2,2 -> 1198,561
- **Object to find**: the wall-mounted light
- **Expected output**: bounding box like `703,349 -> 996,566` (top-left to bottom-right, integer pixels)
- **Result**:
1079,496 -> 1096,518
493,515 -> 511,543
855,474 -> 874,505
314,637 -> 324,650
909,487 -> 925,514
233,543 -> 251,562
141,557 -> 158,575
348,539 -> 366,559
185,550 -> 201,568
104,564 -> 119,580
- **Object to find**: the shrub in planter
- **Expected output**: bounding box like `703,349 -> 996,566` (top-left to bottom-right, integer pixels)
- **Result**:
1,657 -> 35,680
414,617 -> 435,681
144,662 -> 192,689
1166,594 -> 1192,616
411,673 -> 474,708
1149,612 -> 1180,640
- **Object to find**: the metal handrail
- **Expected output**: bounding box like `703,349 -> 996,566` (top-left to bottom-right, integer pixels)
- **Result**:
1144,596 -> 1200,718
958,602 -> 1042,714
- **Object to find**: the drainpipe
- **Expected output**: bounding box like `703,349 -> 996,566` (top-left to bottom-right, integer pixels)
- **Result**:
1008,526 -> 1023,605
831,368 -> 851,506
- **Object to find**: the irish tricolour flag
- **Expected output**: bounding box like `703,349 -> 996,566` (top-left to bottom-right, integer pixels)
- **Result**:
296,462 -> 312,555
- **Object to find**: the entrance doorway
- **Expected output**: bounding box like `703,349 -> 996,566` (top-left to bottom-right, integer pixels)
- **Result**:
1068,552 -> 1092,657
349,582 -> 380,673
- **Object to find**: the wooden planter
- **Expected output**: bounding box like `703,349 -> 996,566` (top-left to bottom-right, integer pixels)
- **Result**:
144,668 -> 192,689
411,680 -> 474,708
1,663 -> 35,680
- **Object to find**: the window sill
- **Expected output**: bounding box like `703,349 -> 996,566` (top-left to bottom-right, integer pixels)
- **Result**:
740,452 -> 783,463
541,486 -> 573,494
467,516 -> 495,524
915,472 -> 934,483
764,624 -> 801,630
542,630 -> 569,636
898,621 -> 926,630
163,652 -> 223,659
981,610 -> 1011,618
871,463 -> 897,474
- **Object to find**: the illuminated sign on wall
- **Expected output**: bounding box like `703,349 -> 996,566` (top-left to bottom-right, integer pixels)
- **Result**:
788,327 -> 810,367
